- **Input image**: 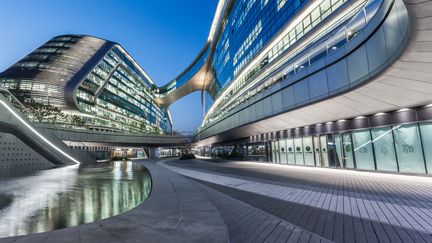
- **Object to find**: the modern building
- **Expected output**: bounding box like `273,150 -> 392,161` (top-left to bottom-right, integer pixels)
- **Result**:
154,0 -> 432,175
0,35 -> 172,134
1,0 -> 432,175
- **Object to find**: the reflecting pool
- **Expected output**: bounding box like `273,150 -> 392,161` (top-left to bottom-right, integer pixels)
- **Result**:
0,161 -> 151,238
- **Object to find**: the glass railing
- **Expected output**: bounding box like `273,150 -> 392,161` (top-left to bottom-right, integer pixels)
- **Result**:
200,0 -> 384,131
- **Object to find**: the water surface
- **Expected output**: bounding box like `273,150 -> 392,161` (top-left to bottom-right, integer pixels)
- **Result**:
0,161 -> 151,238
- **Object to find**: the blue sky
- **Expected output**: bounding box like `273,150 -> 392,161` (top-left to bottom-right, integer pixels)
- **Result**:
0,0 -> 217,132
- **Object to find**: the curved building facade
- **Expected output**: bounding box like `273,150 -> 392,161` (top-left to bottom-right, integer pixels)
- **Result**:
163,0 -> 432,175
2,0 -> 432,175
0,35 -> 172,134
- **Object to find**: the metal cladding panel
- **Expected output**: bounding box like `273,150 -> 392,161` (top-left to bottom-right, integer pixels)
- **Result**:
327,59 -> 349,93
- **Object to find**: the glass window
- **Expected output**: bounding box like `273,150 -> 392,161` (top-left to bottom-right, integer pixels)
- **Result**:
313,136 -> 321,167
19,80 -> 33,91
321,0 -> 332,14
320,135 -> 329,167
272,141 -> 279,163
279,139 -> 288,164
420,123 -> 432,173
371,127 -> 398,172
342,133 -> 355,168
294,138 -> 304,165
394,124 -> 426,173
287,138 -> 295,165
334,134 -> 344,168
303,137 -> 315,166
311,7 -> 321,22
352,130 -> 375,170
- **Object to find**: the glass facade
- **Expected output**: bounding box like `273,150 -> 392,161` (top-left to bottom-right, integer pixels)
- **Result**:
76,46 -> 170,134
393,124 -> 425,173
0,35 -> 171,135
0,35 -> 89,107
203,0 -> 377,127
271,122 -> 432,174
352,130 -> 375,170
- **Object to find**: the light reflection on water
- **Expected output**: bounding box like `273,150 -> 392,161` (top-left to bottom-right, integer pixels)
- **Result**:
0,161 -> 151,238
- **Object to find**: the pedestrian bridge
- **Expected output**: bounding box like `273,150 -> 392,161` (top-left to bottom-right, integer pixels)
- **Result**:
42,126 -> 193,147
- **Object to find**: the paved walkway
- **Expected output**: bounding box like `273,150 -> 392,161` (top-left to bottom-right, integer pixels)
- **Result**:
4,158 -> 430,242
196,182 -> 331,243
163,159 -> 432,243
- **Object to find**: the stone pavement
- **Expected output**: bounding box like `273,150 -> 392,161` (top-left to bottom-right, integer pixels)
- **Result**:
164,158 -> 432,243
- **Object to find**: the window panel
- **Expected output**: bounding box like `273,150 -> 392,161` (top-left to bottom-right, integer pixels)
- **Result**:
303,136 -> 315,166
294,138 -> 304,165
352,130 -> 375,170
394,124 -> 425,173
279,139 -> 288,164
342,133 -> 355,168
371,127 -> 398,172
320,135 -> 329,167
287,138 -> 295,165
420,123 -> 432,173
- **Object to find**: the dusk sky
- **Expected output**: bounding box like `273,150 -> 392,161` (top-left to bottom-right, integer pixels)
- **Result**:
0,0 -> 217,132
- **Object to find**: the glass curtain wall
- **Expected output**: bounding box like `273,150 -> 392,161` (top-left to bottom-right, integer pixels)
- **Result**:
393,124 -> 425,173
352,130 -> 375,170
270,122 -> 432,174
287,138 -> 295,165
294,138 -> 304,165
371,127 -> 398,172
279,139 -> 288,164
342,133 -> 355,168
313,136 -> 321,166
320,135 -> 329,167
303,137 -> 315,166
420,123 -> 432,173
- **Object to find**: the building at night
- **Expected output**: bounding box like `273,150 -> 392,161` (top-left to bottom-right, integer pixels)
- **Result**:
157,0 -> 432,175
0,35 -> 172,134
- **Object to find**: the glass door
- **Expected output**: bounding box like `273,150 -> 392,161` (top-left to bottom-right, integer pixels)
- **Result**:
313,136 -> 321,167
287,138 -> 295,165
294,138 -> 304,165
320,135 -> 329,167
271,141 -> 279,164
303,137 -> 315,166
342,132 -> 355,169
334,133 -> 344,168
279,139 -> 288,164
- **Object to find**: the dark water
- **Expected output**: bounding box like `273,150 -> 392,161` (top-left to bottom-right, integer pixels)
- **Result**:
0,161 -> 151,238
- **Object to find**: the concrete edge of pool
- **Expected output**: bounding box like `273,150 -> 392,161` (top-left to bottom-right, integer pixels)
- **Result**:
0,159 -> 229,243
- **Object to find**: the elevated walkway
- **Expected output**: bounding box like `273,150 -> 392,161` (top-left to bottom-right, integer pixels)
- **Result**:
42,126 -> 193,147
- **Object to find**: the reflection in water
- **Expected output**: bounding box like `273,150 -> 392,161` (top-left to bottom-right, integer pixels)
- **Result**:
0,161 -> 151,238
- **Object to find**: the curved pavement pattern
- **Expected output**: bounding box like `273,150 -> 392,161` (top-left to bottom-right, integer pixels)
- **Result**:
163,158 -> 432,243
